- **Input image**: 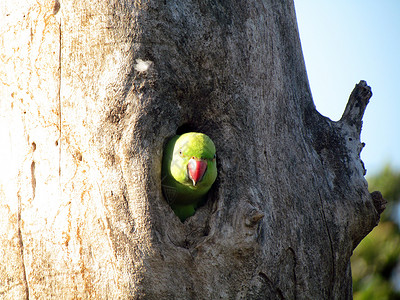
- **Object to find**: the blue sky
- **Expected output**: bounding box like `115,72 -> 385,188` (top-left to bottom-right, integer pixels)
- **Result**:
294,1 -> 400,175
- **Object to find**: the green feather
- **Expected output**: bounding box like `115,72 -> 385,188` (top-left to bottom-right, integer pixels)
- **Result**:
161,132 -> 217,221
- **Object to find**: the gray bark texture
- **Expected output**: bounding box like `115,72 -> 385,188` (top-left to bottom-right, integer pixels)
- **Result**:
0,0 -> 384,299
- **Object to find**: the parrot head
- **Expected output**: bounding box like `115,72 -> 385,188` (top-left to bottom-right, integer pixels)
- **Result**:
170,132 -> 217,190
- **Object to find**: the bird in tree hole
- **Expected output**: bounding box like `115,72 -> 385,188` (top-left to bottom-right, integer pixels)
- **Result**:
161,132 -> 217,221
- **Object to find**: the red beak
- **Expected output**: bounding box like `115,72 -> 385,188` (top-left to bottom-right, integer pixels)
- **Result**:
188,158 -> 207,186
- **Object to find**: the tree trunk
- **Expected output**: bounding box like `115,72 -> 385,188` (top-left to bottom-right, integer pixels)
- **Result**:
0,0 -> 384,298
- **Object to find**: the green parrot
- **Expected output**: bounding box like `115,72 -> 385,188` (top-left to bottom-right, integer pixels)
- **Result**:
161,132 -> 217,221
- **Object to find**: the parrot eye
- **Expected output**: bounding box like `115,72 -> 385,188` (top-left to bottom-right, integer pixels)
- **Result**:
179,150 -> 183,156
213,154 -> 216,159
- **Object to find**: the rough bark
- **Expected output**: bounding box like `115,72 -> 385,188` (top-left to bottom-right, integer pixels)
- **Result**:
0,0 -> 383,299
